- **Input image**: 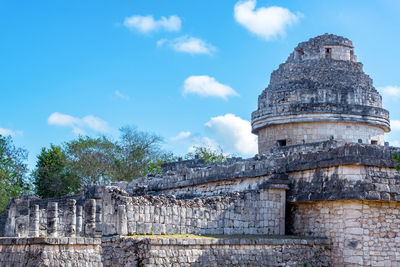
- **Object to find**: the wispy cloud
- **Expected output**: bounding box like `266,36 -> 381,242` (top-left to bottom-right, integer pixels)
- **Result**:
171,131 -> 191,141
0,127 -> 23,137
205,113 -> 257,155
379,86 -> 400,98
114,90 -> 130,101
123,15 -> 181,34
48,112 -> 109,135
234,0 -> 301,40
157,36 -> 216,55
183,75 -> 238,100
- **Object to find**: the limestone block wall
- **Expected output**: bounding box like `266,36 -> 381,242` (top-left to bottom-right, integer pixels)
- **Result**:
101,236 -> 331,267
288,200 -> 400,267
258,121 -> 384,153
0,237 -> 102,267
101,187 -> 286,236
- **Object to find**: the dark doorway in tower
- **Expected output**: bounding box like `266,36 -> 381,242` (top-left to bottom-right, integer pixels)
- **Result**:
325,48 -> 332,59
277,139 -> 287,147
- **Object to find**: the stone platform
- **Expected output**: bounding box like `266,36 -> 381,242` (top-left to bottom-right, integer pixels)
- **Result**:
0,235 -> 330,267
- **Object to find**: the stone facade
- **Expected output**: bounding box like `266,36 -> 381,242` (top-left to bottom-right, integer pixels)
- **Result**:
101,236 -> 331,267
257,121 -> 385,153
1,33 -> 400,266
288,200 -> 400,266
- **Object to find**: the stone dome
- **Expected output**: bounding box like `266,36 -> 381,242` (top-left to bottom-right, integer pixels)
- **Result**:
252,34 -> 390,154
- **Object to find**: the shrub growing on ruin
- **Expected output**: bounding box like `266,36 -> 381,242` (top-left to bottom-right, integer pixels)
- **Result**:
185,146 -> 229,163
393,153 -> 400,171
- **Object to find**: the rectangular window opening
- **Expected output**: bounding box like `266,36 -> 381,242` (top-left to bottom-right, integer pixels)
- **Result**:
325,48 -> 332,59
371,140 -> 378,145
277,139 -> 287,147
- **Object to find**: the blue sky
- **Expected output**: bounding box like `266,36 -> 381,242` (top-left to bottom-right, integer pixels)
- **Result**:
1,0 -> 400,170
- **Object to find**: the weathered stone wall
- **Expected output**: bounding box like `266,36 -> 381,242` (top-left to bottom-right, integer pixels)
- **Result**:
101,236 -> 331,267
0,237 -> 102,267
257,121 -> 384,153
101,187 -> 286,236
287,165 -> 400,202
288,199 -> 400,266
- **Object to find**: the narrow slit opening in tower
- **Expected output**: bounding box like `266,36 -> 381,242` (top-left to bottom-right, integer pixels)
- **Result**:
350,49 -> 354,61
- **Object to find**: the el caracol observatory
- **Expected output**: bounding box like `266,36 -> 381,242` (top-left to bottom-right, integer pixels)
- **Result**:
1,34 -> 400,267
252,33 -> 390,154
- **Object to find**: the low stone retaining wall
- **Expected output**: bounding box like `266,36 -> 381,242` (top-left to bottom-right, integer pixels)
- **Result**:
0,237 -> 102,267
101,236 -> 331,267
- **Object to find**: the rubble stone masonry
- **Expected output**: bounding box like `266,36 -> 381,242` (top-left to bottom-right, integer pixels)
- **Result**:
289,200 -> 400,266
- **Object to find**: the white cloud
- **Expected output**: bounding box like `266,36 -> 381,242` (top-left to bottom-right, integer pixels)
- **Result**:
183,76 -> 238,100
157,36 -> 216,55
171,131 -> 192,141
0,127 -> 23,137
234,0 -> 301,40
379,86 -> 400,98
123,15 -> 181,33
48,112 -> 109,135
392,120 -> 400,131
205,113 -> 257,155
115,90 -> 130,100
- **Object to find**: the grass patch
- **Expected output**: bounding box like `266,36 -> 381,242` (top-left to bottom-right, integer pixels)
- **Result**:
124,234 -> 215,239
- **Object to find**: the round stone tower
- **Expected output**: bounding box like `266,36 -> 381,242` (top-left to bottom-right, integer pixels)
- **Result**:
251,34 -> 390,154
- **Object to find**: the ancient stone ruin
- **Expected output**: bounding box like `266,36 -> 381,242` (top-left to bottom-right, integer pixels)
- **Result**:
1,33 -> 400,266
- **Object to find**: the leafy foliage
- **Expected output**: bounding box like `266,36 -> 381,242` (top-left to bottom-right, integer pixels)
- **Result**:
65,136 -> 115,185
33,145 -> 80,199
393,153 -> 400,171
0,135 -> 29,211
32,126 -> 175,198
112,126 -> 176,181
185,146 -> 229,163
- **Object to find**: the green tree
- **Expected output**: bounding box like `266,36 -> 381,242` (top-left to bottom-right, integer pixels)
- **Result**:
33,145 -> 80,198
113,126 -> 175,181
65,136 -> 116,185
0,135 -> 29,211
185,146 -> 229,163
32,127 -> 176,197
393,153 -> 400,171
